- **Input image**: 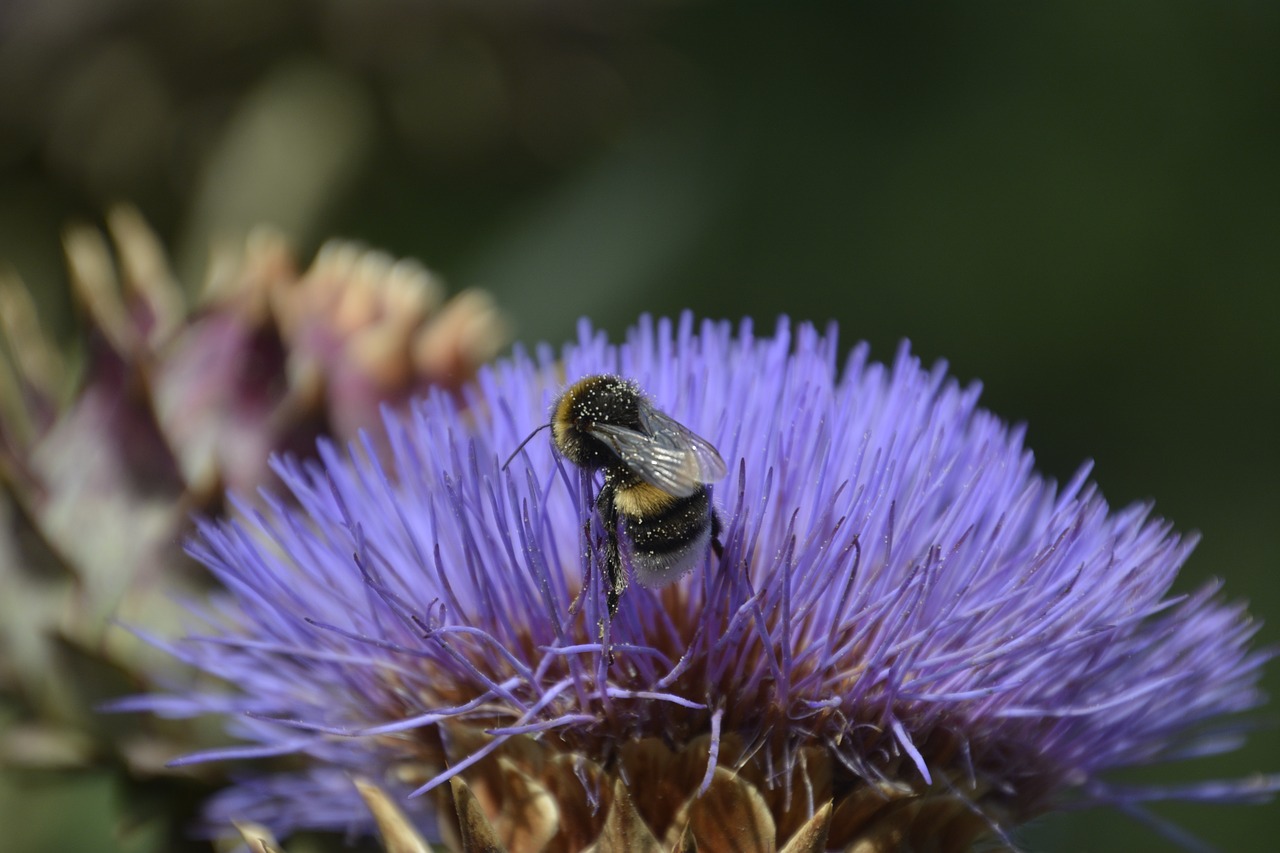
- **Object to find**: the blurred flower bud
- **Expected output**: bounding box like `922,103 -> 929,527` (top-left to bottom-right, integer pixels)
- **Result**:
0,206 -> 507,797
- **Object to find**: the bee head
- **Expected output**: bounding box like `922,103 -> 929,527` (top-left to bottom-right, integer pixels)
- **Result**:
552,375 -> 643,469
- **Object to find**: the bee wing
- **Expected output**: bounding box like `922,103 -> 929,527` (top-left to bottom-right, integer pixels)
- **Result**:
590,405 -> 726,497
638,406 -> 728,482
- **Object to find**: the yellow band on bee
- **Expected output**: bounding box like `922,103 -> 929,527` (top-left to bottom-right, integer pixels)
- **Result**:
613,482 -> 678,518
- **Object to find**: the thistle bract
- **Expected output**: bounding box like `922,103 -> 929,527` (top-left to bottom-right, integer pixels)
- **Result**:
122,314 -> 1275,850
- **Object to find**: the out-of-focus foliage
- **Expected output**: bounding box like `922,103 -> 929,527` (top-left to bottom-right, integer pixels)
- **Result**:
0,1 -> 1277,851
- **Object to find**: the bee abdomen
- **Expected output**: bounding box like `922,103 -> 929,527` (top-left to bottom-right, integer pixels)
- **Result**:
617,485 -> 713,588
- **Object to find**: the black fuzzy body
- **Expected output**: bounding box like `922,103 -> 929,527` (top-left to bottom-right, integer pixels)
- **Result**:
550,375 -> 721,616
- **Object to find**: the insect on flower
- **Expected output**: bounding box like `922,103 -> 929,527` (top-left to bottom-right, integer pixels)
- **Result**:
505,374 -> 727,616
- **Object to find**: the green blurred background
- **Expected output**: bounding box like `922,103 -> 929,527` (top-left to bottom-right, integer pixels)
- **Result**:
1,1 -> 1276,850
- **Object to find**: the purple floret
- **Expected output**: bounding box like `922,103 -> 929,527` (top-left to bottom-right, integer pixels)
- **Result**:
115,313 -> 1276,842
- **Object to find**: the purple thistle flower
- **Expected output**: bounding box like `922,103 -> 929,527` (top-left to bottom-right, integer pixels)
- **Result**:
117,314 -> 1277,850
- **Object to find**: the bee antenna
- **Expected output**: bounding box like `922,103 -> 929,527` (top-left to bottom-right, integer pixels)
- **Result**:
502,422 -> 552,470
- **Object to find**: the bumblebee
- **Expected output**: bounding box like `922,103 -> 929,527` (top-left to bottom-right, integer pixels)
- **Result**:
507,375 -> 727,616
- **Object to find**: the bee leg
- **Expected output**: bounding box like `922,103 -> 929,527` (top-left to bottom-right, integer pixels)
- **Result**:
596,481 -> 624,618
710,509 -> 725,559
